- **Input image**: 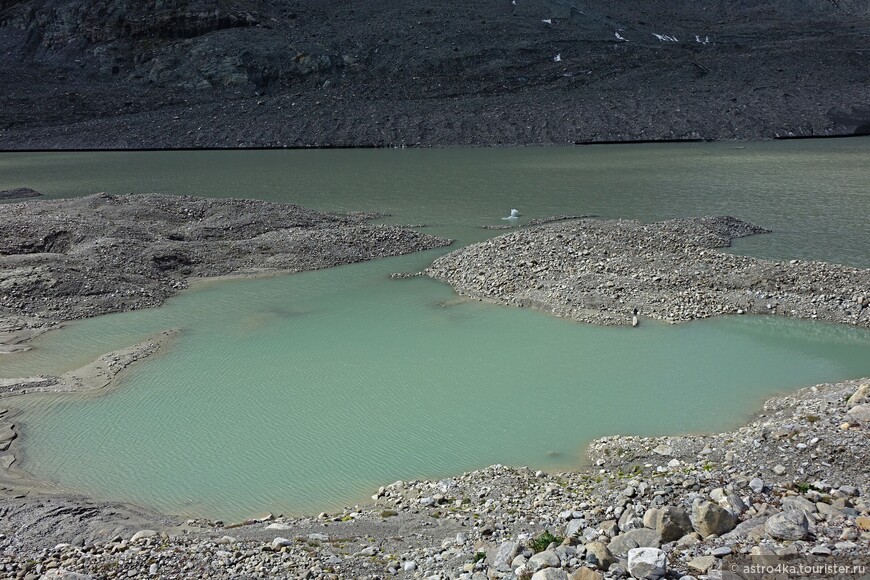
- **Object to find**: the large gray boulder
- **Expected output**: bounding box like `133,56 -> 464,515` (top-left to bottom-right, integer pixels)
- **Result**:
655,506 -> 693,542
691,500 -> 737,538
627,547 -> 668,579
607,533 -> 640,556
765,510 -> 810,540
623,528 -> 663,548
845,404 -> 870,424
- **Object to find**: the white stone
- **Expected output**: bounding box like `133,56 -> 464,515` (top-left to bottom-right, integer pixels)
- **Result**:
627,547 -> 667,579
130,530 -> 158,542
265,522 -> 292,530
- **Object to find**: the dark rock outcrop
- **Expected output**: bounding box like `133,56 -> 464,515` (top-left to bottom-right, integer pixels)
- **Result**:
0,187 -> 42,199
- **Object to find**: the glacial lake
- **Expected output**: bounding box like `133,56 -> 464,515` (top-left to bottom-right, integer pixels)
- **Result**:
1,139 -> 869,520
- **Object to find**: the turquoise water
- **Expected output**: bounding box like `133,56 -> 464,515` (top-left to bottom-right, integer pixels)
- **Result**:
1,139 -> 869,520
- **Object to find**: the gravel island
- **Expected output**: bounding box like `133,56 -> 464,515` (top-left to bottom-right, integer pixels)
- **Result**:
426,216 -> 870,328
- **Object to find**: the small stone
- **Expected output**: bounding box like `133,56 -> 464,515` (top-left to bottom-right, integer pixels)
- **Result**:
308,533 -> 329,541
265,522 -> 293,530
130,530 -> 158,542
810,546 -> 832,556
627,547 -> 667,579
149,563 -> 158,575
711,546 -> 732,557
856,516 -> 870,531
687,555 -> 716,573
271,537 -> 293,548
652,444 -> 672,456
773,465 -> 787,476
403,560 -> 417,572
749,478 -> 764,493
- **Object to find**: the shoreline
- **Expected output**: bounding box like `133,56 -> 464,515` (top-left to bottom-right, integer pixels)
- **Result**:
1,133 -> 868,154
1,199 -> 868,577
1,362 -> 866,578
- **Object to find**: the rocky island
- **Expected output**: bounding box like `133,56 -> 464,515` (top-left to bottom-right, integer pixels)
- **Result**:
426,216 -> 870,328
0,192 -> 452,353
0,199 -> 867,579
0,0 -> 869,148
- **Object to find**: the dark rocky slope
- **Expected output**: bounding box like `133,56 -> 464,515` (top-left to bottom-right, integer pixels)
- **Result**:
0,0 -> 868,148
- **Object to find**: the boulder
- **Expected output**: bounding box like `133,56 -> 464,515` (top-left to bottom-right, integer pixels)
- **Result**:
494,541 -> 522,570
623,528 -> 662,548
130,529 -> 158,542
607,533 -> 640,556
532,569 -> 569,580
781,496 -> 817,516
765,510 -> 810,540
627,547 -> 668,579
569,569 -> 604,580
691,500 -> 737,538
643,508 -> 660,529
847,383 -> 870,406
584,542 -> 616,570
687,555 -> 716,574
565,519 -> 585,538
528,550 -> 561,573
655,506 -> 693,542
845,404 -> 870,424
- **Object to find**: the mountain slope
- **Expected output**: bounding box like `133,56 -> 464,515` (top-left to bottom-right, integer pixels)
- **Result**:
0,0 -> 868,148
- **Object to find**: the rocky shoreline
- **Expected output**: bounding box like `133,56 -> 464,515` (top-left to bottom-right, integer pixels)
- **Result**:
1,372 -> 867,579
426,216 -> 870,328
0,202 -> 868,579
